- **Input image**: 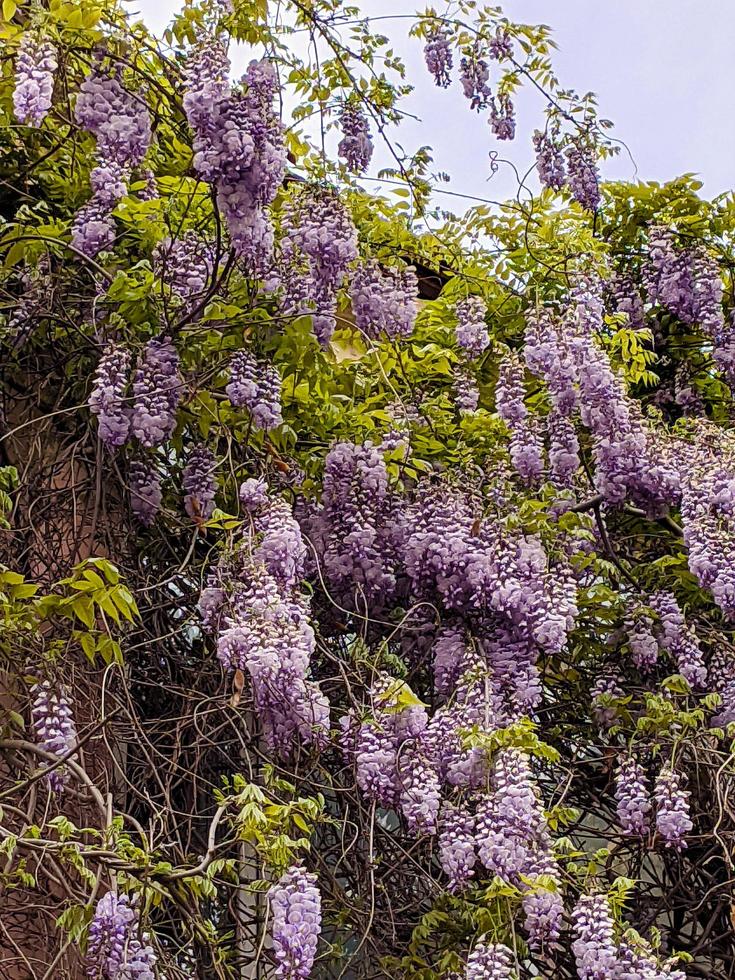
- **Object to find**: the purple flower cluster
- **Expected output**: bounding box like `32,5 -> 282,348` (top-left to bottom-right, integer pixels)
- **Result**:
76,64 -> 152,167
547,408 -> 579,488
89,345 -> 132,449
152,232 -> 212,307
87,892 -> 157,980
459,45 -> 492,110
616,937 -> 686,980
522,861 -> 564,951
533,130 -> 566,192
654,766 -> 693,850
309,440 -> 396,606
490,93 -> 515,141
677,432 -> 735,619
31,681 -> 77,793
649,592 -> 707,689
496,353 -> 544,483
73,60 -> 152,256
226,348 -> 282,430
13,33 -> 57,127
475,748 -> 550,884
350,259 -> 418,340
615,758 -> 651,836
591,675 -> 625,729
455,296 -> 490,358
337,102 -> 374,174
625,606 -> 659,672
565,140 -> 600,211
129,458 -> 162,526
131,337 -> 182,448
424,27 -> 453,88
488,26 -> 513,61
455,366 -> 481,413
465,941 -> 515,980
280,186 -> 358,346
643,225 -> 732,377
183,41 -> 286,272
438,800 -> 477,891
572,893 -> 618,980
206,486 -> 328,756
183,445 -> 217,520
269,865 -> 321,979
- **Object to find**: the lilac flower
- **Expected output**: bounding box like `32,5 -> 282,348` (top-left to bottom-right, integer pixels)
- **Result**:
649,592 -> 707,688
532,131 -> 565,191
87,891 -> 157,979
129,459 -> 162,526
89,345 -> 132,448
13,34 -> 57,127
654,766 -> 692,850
131,337 -> 182,447
572,893 -> 618,980
459,45 -> 492,110
566,140 -> 600,211
337,102 -> 374,174
424,27 -> 453,88
455,297 -> 490,359
183,445 -> 217,520
269,865 -> 321,979
31,681 -> 77,793
350,259 -> 418,340
615,758 -> 652,836
465,941 -> 515,980
438,800 -> 476,891
226,349 -> 282,430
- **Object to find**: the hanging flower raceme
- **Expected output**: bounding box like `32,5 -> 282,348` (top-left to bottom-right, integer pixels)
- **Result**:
625,605 -> 659,672
547,408 -> 580,487
350,259 -> 418,341
465,941 -> 516,980
459,43 -> 492,110
153,232 -> 213,308
522,860 -> 564,951
129,459 -> 162,526
13,33 -> 57,127
614,757 -> 652,836
72,58 -> 152,257
182,40 -> 286,272
89,344 -> 132,449
203,485 -> 328,756
643,224 -> 733,378
571,893 -> 618,980
490,93 -> 516,141
438,800 -> 477,891
455,296 -> 490,358
183,445 -> 217,520
496,353 -> 544,483
654,766 -> 693,850
226,348 -> 282,430
565,139 -> 600,210
533,130 -> 565,191
31,681 -> 77,793
455,365 -> 481,414
280,185 -> 358,346
475,748 -> 551,884
269,865 -> 321,979
424,27 -> 453,87
337,101 -> 374,174
131,337 -> 182,448
87,892 -> 157,980
649,591 -> 707,688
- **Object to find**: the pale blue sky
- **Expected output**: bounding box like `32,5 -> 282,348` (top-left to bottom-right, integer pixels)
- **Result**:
124,0 -> 735,205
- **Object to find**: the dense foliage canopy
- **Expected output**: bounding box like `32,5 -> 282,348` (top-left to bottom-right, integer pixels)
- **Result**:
1,1 -> 735,978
